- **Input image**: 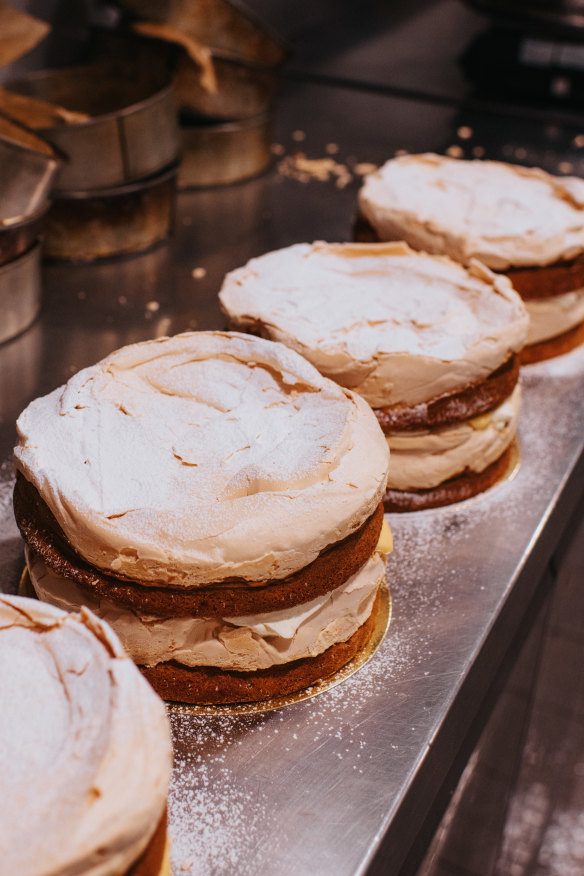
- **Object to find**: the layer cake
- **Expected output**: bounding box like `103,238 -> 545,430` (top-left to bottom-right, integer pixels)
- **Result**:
14,331 -> 391,703
0,594 -> 172,876
358,153 -> 584,363
219,242 -> 529,511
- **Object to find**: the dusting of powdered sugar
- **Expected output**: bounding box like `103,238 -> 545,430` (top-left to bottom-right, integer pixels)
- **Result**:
165,342 -> 584,873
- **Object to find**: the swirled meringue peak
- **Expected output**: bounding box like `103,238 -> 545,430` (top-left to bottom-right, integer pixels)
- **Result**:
0,594 -> 171,876
359,153 -> 584,270
14,332 -> 389,586
219,242 -> 528,408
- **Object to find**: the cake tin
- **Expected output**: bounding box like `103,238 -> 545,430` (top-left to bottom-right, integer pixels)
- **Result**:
179,112 -> 272,188
0,205 -> 47,268
7,61 -> 180,194
43,162 -> 177,261
0,114 -> 62,222
0,243 -> 41,344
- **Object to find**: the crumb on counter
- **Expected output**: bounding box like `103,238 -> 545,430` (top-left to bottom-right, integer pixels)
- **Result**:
277,153 -> 353,187
354,162 -> 378,176
446,145 -> 464,158
192,267 -> 207,280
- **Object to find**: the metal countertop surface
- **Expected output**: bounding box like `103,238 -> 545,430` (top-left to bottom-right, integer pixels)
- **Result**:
2,12 -> 584,874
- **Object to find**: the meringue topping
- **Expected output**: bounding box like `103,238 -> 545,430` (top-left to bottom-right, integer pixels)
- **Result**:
0,594 -> 171,876
219,243 -> 528,407
525,286 -> 584,345
15,332 -> 390,586
358,153 -> 584,270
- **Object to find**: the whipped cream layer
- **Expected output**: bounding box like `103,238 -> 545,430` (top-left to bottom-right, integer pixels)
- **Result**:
386,385 -> 520,491
220,242 -> 528,408
15,332 -> 390,586
0,595 -> 171,876
359,153 -> 584,270
525,287 -> 584,345
28,550 -> 386,672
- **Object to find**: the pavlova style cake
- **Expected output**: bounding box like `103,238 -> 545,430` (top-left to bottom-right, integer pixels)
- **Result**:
0,594 -> 172,876
13,331 -> 391,704
358,153 -> 584,363
219,242 -> 529,511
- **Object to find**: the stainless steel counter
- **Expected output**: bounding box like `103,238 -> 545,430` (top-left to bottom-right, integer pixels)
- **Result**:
1,43 -> 584,876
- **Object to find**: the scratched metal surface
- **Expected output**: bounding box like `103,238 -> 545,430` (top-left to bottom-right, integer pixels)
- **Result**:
1,33 -> 584,875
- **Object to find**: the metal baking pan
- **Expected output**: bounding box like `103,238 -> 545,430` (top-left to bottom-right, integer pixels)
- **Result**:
43,163 -> 177,261
0,243 -> 41,344
0,205 -> 46,269
7,61 -> 180,194
179,112 -> 272,188
0,114 -> 62,223
116,0 -> 287,67
175,52 -> 280,121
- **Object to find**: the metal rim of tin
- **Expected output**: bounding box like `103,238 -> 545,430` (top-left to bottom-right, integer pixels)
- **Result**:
0,201 -> 49,232
11,68 -> 176,132
50,161 -> 179,202
0,242 -> 41,345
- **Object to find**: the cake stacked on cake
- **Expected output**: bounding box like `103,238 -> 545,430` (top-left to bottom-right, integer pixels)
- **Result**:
358,153 -> 584,363
220,242 -> 529,511
0,594 -> 172,876
14,331 -> 391,704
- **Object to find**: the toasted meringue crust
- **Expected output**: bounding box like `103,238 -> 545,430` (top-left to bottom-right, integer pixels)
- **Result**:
219,242 -> 528,408
0,595 -> 171,876
14,332 -> 389,586
525,287 -> 584,345
27,550 -> 385,672
385,386 -> 520,490
358,153 -> 584,270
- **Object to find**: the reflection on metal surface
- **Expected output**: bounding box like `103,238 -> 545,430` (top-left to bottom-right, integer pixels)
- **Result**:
167,585 -> 392,717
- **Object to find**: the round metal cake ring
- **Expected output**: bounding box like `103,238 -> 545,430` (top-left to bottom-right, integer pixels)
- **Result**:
168,585 -> 392,718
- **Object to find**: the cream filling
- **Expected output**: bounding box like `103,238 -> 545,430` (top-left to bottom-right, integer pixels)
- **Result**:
385,385 -> 520,491
525,287 -> 584,346
15,332 -> 390,587
219,242 -> 528,408
0,595 -> 172,876
358,153 -> 584,270
27,550 -> 386,672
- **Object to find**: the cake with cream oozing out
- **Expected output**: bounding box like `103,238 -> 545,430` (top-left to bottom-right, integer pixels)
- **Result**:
357,153 -> 584,363
13,331 -> 392,704
0,594 -> 172,876
219,241 -> 529,511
